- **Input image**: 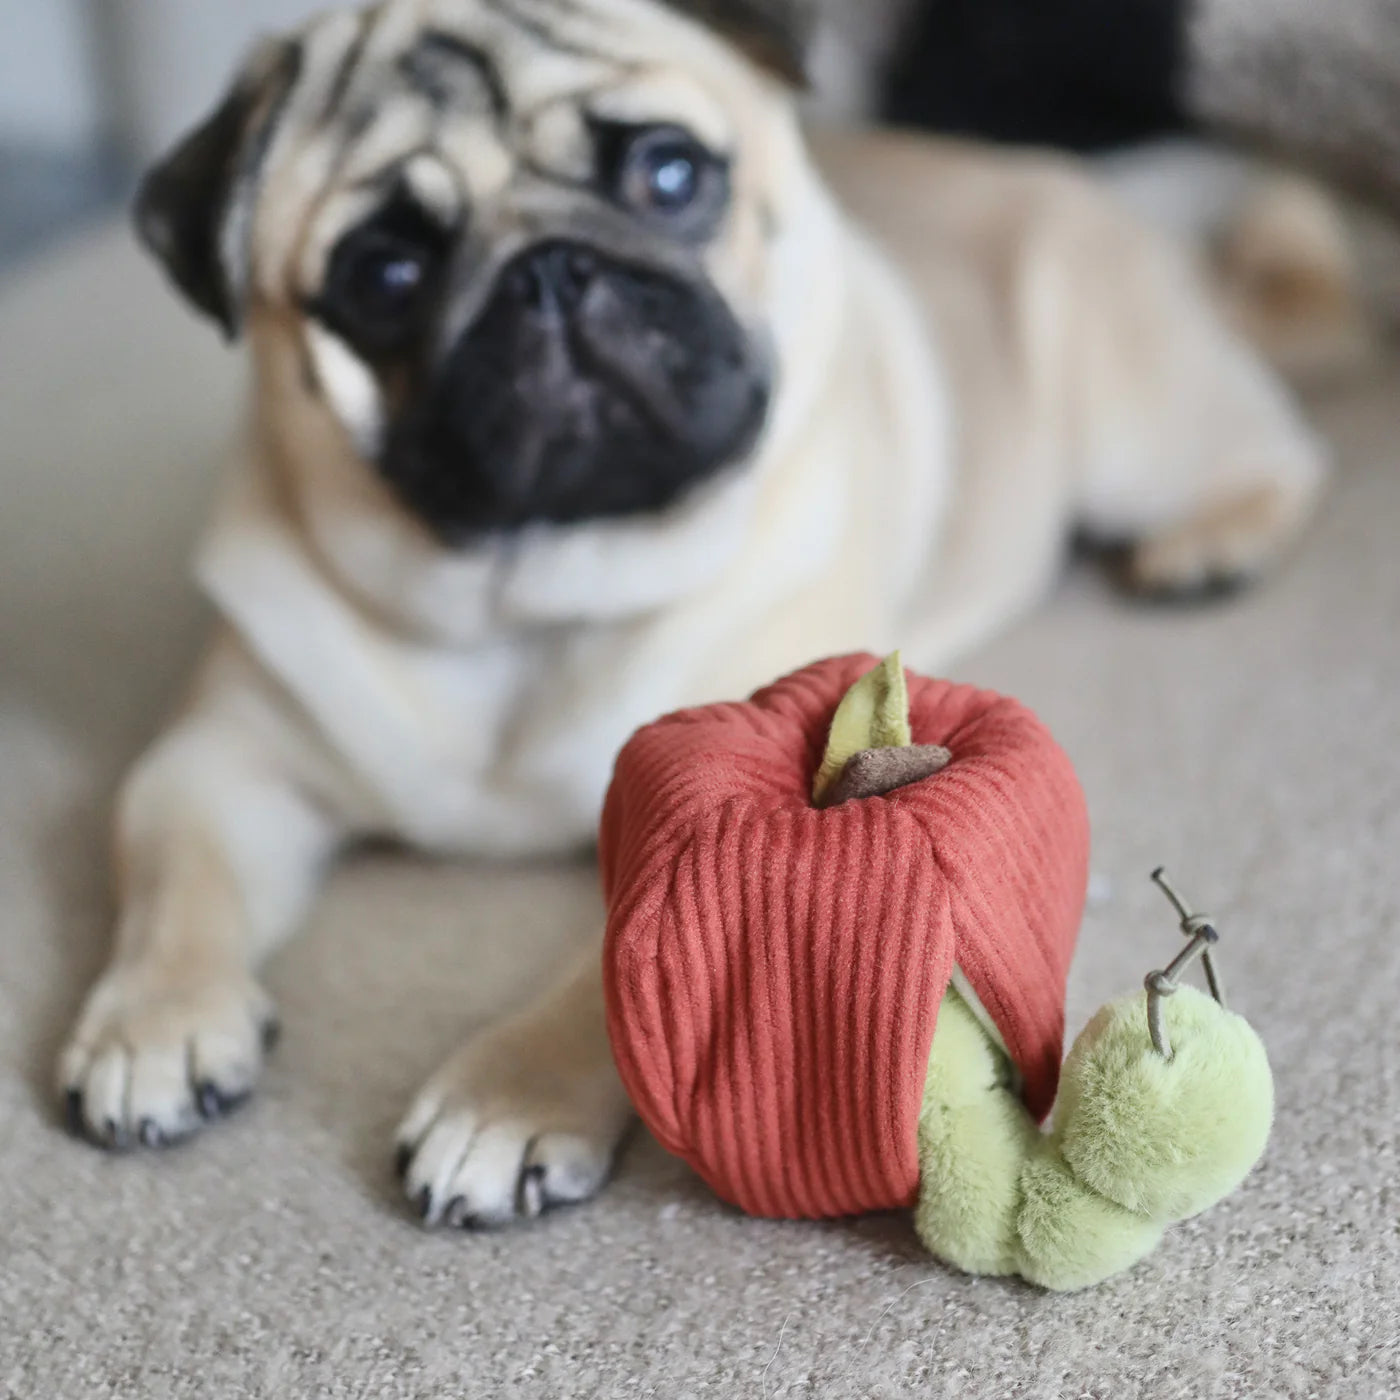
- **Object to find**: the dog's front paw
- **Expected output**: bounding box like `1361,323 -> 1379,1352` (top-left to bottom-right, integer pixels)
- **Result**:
58,962 -> 278,1150
1055,987 -> 1274,1223
395,1017 -> 632,1230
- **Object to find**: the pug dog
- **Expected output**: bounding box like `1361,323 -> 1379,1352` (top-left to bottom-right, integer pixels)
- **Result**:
60,0 -> 1325,1230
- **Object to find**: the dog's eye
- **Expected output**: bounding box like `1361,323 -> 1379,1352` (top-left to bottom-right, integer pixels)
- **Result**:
316,198 -> 450,357
598,124 -> 728,230
623,133 -> 703,212
343,237 -> 428,314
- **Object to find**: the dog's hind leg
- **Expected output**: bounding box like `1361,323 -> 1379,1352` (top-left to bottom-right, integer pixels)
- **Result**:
1024,175 -> 1331,601
1070,236 -> 1329,601
851,140 -> 1326,654
58,633 -> 347,1149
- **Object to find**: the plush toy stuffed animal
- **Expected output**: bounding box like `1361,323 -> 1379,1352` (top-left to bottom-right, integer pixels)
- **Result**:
602,654 -> 1274,1290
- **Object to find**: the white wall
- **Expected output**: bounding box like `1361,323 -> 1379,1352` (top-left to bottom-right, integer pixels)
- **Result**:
0,0 -> 332,157
0,0 -> 102,147
106,0 -> 331,160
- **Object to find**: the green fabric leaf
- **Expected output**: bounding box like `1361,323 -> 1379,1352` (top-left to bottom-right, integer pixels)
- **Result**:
812,653 -> 913,806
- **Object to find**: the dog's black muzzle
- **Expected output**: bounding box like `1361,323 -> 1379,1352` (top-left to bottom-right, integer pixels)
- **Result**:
379,239 -> 771,541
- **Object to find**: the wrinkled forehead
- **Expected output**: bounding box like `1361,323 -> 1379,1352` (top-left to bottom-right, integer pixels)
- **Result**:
251,0 -> 755,285
282,0 -> 739,189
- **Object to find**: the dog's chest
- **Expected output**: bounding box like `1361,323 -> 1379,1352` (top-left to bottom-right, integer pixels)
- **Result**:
196,474 -> 658,855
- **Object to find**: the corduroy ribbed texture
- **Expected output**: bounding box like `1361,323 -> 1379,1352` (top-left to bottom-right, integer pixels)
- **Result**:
601,654 -> 1090,1222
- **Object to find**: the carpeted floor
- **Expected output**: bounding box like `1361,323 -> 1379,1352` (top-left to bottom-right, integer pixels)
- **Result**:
1,224 -> 1396,1400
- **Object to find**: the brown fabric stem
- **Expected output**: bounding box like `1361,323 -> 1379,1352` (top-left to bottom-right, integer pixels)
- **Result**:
819,745 -> 953,807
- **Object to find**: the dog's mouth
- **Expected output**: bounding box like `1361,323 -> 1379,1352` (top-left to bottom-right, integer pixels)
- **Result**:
377,241 -> 771,542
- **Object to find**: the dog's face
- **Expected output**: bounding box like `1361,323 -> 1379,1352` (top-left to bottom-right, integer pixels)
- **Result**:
137,0 -> 816,543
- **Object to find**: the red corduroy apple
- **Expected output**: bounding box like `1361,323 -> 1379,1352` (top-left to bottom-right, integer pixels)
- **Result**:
600,654 -> 1090,1221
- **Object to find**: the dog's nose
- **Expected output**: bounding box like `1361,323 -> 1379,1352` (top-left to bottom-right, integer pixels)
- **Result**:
507,242 -> 599,315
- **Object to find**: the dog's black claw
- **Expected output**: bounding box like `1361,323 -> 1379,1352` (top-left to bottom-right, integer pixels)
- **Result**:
394,1143 -> 414,1181
1095,542 -> 1253,608
415,1186 -> 435,1223
102,1118 -> 129,1152
64,1088 -> 85,1138
194,1081 -> 251,1122
1129,572 -> 1250,608
444,1196 -> 469,1229
261,1020 -> 282,1053
139,1119 -> 166,1150
520,1164 -> 548,1218
195,1082 -> 224,1121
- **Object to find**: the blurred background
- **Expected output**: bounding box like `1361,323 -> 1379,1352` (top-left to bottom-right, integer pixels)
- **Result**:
0,0 -> 330,269
8,0 -> 1400,294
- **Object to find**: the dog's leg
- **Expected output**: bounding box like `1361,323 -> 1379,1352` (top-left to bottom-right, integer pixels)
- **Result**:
59,637 -> 345,1149
1063,207 -> 1329,599
396,938 -> 634,1228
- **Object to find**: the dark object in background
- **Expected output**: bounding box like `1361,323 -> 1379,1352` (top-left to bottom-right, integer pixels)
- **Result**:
881,0 -> 1189,152
870,0 -> 1400,210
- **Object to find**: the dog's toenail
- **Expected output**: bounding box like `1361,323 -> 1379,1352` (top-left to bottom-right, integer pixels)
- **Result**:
196,1083 -> 224,1121
520,1165 -> 547,1218
64,1089 -> 85,1137
261,1020 -> 282,1053
444,1196 -> 469,1229
199,1084 -> 252,1122
139,1119 -> 165,1149
394,1143 -> 413,1180
415,1186 -> 434,1222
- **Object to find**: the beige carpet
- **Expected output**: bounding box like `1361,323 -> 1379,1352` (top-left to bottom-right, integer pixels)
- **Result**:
1,224 -> 1396,1400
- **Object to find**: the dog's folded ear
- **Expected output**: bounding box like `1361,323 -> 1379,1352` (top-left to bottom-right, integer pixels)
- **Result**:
664,0 -> 815,87
134,38 -> 303,340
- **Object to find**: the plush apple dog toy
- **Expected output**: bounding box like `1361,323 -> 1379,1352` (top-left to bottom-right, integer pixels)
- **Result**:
601,654 -> 1273,1290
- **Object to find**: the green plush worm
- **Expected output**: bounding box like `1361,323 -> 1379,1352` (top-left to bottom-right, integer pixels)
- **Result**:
820,656 -> 1275,1291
